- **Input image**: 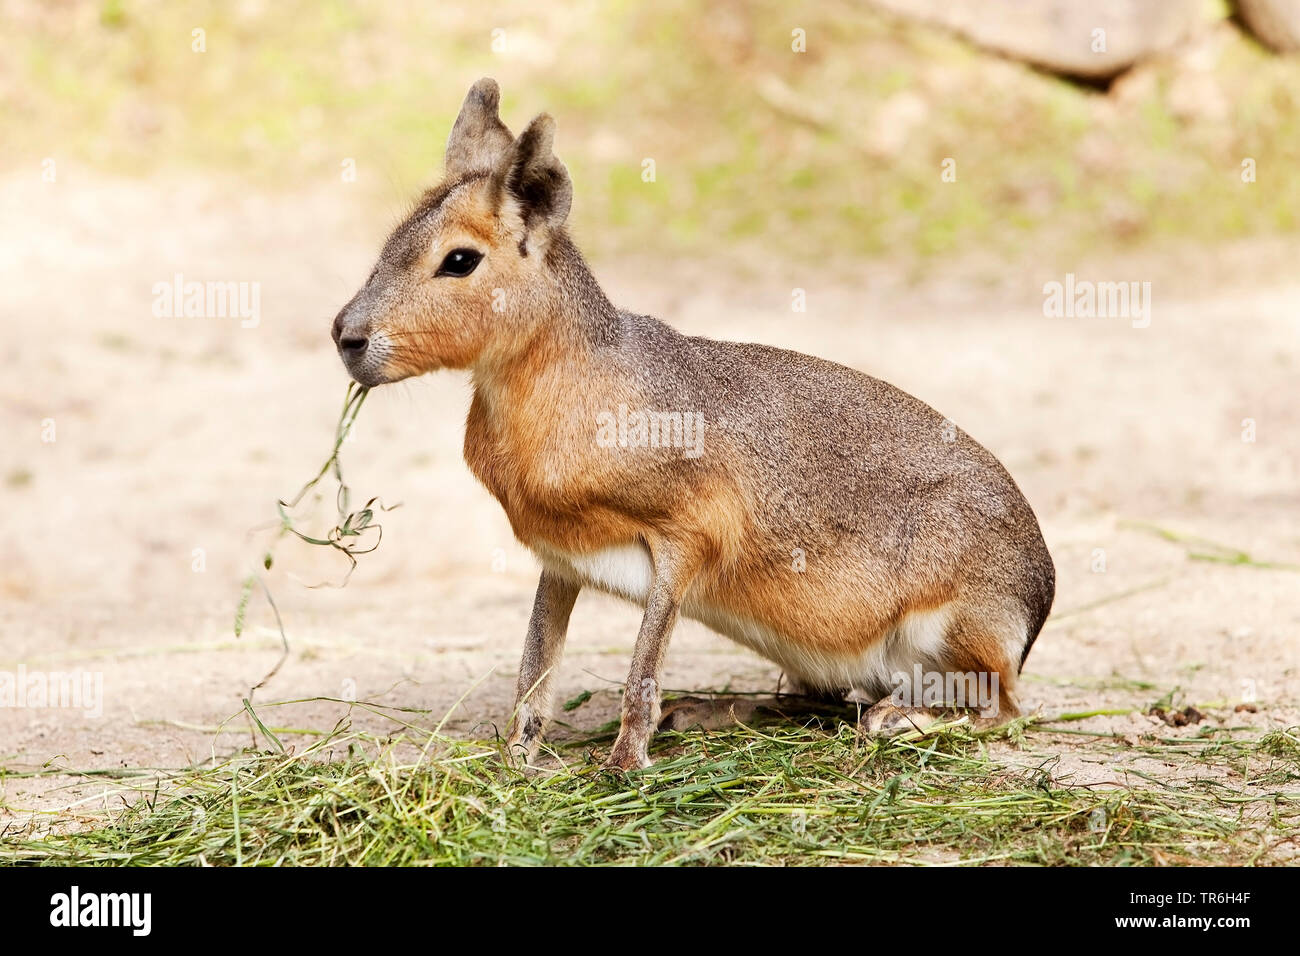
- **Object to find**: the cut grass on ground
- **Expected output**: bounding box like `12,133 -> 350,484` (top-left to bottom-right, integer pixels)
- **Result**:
3,704 -> 1297,866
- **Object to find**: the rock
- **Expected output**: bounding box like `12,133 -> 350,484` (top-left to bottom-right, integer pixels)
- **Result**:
1238,0 -> 1300,52
866,0 -> 1209,80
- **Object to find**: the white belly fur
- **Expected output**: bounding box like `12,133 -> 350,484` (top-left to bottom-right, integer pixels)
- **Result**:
534,542 -> 955,696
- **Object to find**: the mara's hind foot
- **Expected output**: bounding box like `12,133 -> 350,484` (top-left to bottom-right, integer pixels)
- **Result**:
858,693 -> 1022,737
859,700 -> 949,736
863,611 -> 1027,736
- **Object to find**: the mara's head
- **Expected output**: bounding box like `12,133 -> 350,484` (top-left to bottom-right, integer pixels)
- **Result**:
332,78 -> 574,386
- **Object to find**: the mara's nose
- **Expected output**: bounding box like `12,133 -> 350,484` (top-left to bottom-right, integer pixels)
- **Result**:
331,306 -> 368,354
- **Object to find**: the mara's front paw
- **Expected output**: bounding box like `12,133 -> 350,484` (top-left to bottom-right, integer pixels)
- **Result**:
503,711 -> 545,768
502,736 -> 539,769
603,737 -> 652,772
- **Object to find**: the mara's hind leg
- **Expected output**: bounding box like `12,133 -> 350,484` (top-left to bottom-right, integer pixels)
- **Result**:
946,615 -> 1023,727
859,612 -> 1022,737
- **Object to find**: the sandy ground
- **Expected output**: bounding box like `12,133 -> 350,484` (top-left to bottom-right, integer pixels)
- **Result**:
1,174 -> 1298,829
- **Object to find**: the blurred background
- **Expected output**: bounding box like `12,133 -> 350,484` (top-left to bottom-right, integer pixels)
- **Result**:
2,1 -> 1298,803
8,0 -> 1300,264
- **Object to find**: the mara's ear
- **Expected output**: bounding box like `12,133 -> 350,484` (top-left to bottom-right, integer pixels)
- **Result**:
444,78 -> 514,178
492,113 -> 573,233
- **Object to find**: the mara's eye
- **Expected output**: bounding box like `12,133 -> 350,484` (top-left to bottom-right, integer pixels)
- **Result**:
435,248 -> 483,278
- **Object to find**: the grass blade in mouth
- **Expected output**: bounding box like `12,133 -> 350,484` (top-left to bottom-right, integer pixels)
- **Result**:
234,382 -> 399,706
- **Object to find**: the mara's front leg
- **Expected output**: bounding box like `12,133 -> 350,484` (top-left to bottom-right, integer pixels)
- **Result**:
505,570 -> 581,765
605,546 -> 696,771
